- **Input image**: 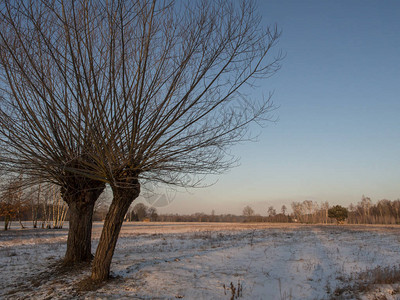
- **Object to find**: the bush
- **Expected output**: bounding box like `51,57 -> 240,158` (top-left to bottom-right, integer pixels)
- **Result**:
328,205 -> 348,224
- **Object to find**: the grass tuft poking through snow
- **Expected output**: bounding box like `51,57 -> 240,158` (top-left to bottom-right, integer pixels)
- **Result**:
334,265 -> 400,298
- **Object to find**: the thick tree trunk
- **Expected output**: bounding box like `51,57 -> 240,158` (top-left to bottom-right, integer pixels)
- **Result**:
64,200 -> 95,263
91,185 -> 140,281
63,185 -> 104,265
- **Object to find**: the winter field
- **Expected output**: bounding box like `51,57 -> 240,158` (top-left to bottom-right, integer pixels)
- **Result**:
1,222 -> 400,299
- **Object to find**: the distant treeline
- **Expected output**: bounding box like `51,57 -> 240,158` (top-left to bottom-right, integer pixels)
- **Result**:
2,187 -> 400,227
347,196 -> 400,224
0,182 -> 107,229
289,196 -> 400,225
158,213 -> 261,223
155,213 -> 291,223
155,196 -> 400,225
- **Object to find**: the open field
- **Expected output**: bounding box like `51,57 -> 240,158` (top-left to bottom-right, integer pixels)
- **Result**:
1,222 -> 400,299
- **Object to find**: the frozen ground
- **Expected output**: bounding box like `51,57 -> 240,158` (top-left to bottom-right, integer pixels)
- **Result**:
1,222 -> 400,299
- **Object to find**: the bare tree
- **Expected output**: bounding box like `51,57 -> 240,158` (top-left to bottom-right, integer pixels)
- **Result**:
303,200 -> 314,223
267,206 -> 276,217
360,195 -> 372,223
0,1 -> 106,263
0,176 -> 22,230
44,184 -> 68,229
291,202 -> 302,222
147,207 -> 158,221
31,184 -> 41,228
133,203 -> 148,221
243,206 -> 255,217
87,0 -> 281,281
1,0 -> 281,281
0,174 -> 28,230
281,205 -> 287,215
321,201 -> 329,224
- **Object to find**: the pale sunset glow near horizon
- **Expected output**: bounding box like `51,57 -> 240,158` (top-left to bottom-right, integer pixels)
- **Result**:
141,0 -> 400,215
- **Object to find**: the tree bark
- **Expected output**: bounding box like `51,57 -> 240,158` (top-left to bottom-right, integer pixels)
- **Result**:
91,185 -> 140,281
63,185 -> 104,265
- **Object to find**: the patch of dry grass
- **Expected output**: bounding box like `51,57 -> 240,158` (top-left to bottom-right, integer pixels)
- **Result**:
334,265 -> 400,298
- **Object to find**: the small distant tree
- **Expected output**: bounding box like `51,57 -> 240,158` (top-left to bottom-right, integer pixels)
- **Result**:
321,201 -> 330,224
328,205 -> 348,224
243,206 -> 254,217
0,201 -> 17,230
31,185 -> 41,229
267,206 -> 276,217
50,186 -> 68,229
281,205 -> 287,215
291,202 -> 302,222
147,207 -> 158,222
0,175 -> 25,230
133,203 -> 148,221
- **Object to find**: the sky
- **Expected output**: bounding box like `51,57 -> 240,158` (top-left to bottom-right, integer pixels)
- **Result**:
144,0 -> 400,215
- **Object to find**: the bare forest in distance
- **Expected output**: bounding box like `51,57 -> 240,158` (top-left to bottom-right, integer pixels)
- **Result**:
1,180 -> 399,227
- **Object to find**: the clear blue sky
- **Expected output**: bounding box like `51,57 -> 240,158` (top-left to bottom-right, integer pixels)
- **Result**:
150,0 -> 400,215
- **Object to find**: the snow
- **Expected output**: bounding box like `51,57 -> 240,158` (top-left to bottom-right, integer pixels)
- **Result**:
1,222 -> 400,299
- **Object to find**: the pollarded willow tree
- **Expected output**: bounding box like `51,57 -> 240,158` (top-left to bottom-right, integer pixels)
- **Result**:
1,0 -> 282,281
0,0 -> 106,263
83,0 -> 283,281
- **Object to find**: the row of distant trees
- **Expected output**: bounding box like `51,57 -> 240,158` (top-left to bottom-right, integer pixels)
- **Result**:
255,196 -> 400,224
347,196 -> 400,224
0,177 -> 110,230
156,196 -> 400,225
0,177 -> 68,230
2,192 -> 400,226
0,175 -> 164,227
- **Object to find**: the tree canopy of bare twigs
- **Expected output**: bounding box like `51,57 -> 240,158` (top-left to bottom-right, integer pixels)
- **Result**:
1,0 -> 282,281
89,0 -> 282,281
0,0 -> 106,264
86,0 -> 282,190
243,205 -> 255,217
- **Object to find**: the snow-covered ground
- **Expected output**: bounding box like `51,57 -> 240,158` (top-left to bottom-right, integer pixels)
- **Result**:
1,222 -> 400,299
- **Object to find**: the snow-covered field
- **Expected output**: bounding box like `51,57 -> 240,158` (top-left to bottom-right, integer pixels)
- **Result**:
1,222 -> 400,299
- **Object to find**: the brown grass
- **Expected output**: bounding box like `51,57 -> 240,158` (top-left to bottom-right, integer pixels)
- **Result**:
334,265 -> 400,298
